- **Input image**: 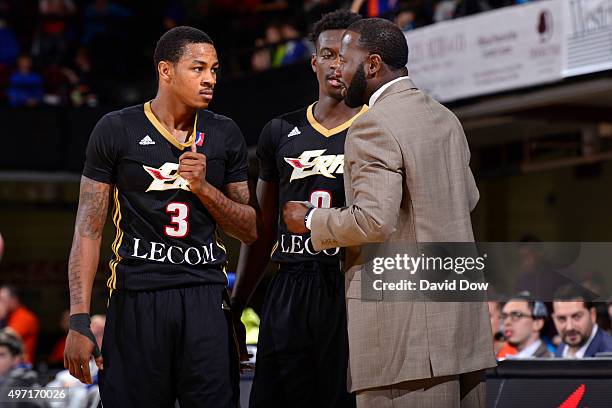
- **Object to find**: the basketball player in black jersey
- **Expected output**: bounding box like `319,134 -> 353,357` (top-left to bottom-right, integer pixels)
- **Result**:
232,11 -> 365,408
64,27 -> 257,407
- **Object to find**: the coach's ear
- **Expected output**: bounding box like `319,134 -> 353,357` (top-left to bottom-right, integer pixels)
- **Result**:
367,54 -> 382,79
158,60 -> 173,83
311,53 -> 317,73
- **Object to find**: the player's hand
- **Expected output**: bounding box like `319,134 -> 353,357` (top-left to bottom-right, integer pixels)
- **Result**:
179,142 -> 208,194
283,201 -> 311,234
64,329 -> 103,384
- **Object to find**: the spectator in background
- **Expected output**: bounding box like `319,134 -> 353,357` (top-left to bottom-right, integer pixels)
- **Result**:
0,18 -> 19,66
62,47 -> 98,106
0,330 -> 22,383
0,329 -> 40,408
434,0 -> 459,22
34,0 -> 76,65
46,315 -> 105,408
351,0 -> 399,18
488,301 -> 506,355
608,302 -> 612,333
251,23 -> 282,71
251,37 -> 272,71
276,21 -> 310,66
90,314 -> 105,350
395,6 -> 417,31
6,55 -> 44,107
501,293 -> 553,358
0,286 -> 39,363
48,310 -> 70,366
552,287 -> 612,358
266,22 -> 284,67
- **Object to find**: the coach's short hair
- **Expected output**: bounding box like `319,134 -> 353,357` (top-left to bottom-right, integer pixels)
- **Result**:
347,18 -> 408,70
154,26 -> 214,68
309,10 -> 362,46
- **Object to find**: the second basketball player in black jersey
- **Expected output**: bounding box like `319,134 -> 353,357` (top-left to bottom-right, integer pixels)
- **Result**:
232,11 -> 365,408
64,27 -> 257,407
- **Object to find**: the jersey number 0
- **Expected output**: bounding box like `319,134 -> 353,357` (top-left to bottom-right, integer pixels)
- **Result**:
310,190 -> 332,208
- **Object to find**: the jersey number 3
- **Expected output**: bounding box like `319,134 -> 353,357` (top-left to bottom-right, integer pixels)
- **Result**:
165,202 -> 189,238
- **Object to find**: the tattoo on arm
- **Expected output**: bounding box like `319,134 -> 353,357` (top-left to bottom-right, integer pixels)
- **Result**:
68,241 -> 84,307
68,176 -> 110,311
75,178 -> 110,239
225,182 -> 254,206
195,181 -> 258,244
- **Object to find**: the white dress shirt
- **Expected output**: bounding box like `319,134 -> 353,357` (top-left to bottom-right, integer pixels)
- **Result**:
368,76 -> 411,107
562,324 -> 598,358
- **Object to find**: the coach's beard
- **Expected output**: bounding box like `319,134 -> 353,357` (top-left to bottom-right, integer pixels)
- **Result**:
344,63 -> 368,108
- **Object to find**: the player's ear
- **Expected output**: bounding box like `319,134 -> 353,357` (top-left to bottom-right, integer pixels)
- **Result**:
310,53 -> 317,73
158,61 -> 172,83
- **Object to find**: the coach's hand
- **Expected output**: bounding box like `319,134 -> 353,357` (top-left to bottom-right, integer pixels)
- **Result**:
179,142 -> 208,194
283,201 -> 311,234
64,329 -> 103,384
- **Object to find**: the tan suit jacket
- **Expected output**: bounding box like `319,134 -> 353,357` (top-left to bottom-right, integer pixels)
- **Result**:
310,78 -> 496,392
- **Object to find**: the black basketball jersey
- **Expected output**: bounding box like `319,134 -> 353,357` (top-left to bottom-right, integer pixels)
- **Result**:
257,103 -> 367,266
83,102 -> 248,291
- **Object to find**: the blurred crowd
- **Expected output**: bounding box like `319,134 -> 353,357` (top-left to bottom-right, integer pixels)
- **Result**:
489,294 -> 612,360
0,285 -> 104,407
0,0 -> 541,107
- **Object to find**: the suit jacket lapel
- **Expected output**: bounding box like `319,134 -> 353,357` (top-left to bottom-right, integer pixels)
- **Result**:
584,327 -> 602,357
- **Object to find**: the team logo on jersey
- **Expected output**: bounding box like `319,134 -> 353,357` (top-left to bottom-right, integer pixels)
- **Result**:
143,163 -> 190,192
284,149 -> 343,182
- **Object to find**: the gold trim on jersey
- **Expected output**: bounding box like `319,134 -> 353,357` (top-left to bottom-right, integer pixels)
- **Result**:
270,240 -> 279,258
306,103 -> 368,138
214,229 -> 228,277
107,187 -> 123,290
144,101 -> 198,150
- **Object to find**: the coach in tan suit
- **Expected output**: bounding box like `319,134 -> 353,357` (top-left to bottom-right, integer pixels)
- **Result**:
283,18 -> 496,408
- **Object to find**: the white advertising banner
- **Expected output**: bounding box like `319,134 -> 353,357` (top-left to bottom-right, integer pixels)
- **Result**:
406,0 -> 564,102
563,0 -> 612,77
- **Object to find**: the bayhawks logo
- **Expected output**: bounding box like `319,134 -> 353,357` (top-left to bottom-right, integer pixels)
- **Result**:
143,163 -> 190,192
284,149 -> 343,182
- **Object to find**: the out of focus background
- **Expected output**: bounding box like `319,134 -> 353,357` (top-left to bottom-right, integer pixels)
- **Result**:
0,0 -> 612,405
